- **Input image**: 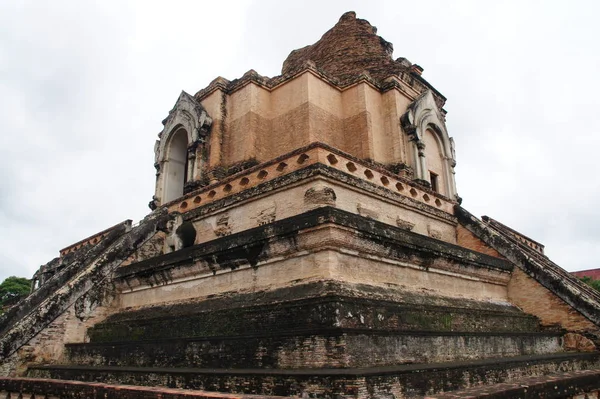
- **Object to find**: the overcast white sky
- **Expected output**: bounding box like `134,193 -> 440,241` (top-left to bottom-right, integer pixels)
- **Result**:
1,0 -> 599,281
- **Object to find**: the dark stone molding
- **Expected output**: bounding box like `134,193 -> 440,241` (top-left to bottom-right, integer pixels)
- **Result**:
84,290 -> 540,344
100,280 -> 530,327
116,207 -> 512,281
0,377 -> 279,399
29,352 -> 600,377
427,369 -> 600,399
25,353 -> 600,398
69,329 -> 560,349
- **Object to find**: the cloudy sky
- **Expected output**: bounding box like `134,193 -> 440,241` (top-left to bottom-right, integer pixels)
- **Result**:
1,0 -> 599,281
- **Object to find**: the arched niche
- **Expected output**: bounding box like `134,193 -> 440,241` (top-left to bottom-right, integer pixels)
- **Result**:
151,91 -> 213,208
423,128 -> 447,195
163,214 -> 197,252
163,127 -> 189,203
176,221 -> 197,248
401,90 -> 458,200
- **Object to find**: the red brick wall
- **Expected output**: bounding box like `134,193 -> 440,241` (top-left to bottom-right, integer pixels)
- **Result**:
508,268 -> 597,332
572,269 -> 600,280
456,225 -> 504,259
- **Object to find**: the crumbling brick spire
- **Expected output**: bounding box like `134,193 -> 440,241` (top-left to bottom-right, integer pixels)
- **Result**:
282,11 -> 407,84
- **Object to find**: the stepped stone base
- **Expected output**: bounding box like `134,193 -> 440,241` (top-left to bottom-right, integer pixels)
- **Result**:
3,10 -> 600,399
28,352 -> 600,399
71,280 -> 556,370
89,281 -> 538,342
0,377 -> 283,399
425,369 -> 600,399
65,330 -> 563,369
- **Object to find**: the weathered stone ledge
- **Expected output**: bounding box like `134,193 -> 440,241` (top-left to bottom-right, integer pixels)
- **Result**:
164,142 -> 456,218
101,280 -> 529,324
70,329 -> 561,347
27,352 -> 600,398
424,369 -> 600,399
0,377 -> 282,399
62,328 -> 564,369
30,351 -> 600,376
85,296 -> 541,343
117,207 -> 510,282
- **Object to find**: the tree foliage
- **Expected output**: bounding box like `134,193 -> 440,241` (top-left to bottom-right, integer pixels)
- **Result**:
580,276 -> 600,292
0,276 -> 31,308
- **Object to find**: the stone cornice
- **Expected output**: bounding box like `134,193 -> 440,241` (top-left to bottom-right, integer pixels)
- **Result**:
194,64 -> 445,108
115,206 -> 512,282
160,142 -> 457,219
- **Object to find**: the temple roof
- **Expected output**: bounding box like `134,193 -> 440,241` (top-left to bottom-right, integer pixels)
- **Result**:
282,11 -> 408,84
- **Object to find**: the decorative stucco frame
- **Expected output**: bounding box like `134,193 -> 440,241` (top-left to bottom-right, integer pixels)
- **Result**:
152,91 -> 212,208
401,90 -> 458,200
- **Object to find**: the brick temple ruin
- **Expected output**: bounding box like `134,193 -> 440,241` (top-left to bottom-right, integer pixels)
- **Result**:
2,11 -> 600,399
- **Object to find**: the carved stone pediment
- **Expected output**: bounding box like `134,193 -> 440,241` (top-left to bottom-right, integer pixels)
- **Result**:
152,91 -> 214,208
400,90 -> 458,200
401,90 -> 448,143
156,91 -> 213,164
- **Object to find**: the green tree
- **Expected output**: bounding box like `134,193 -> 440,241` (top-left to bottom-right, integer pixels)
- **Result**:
580,276 -> 600,292
0,276 -> 31,308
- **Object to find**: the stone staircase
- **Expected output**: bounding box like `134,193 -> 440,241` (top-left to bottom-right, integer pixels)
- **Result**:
0,220 -> 132,344
456,206 -> 600,331
0,209 -> 170,363
3,205 -> 600,398
22,280 -> 600,398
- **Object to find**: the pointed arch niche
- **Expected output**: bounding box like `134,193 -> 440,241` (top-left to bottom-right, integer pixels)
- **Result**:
163,127 -> 189,203
401,90 -> 458,200
152,91 -> 213,208
423,127 -> 446,195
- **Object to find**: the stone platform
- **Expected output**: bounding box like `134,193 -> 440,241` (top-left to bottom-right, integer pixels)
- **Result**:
3,10 -> 600,399
27,352 -> 600,398
8,205 -> 599,398
424,369 -> 600,399
0,377 -> 284,399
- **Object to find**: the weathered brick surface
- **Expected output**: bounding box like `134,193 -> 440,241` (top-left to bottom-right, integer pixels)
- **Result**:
456,206 -> 600,334
87,288 -> 535,343
0,209 -> 170,373
65,330 -> 562,369
282,12 -> 404,85
0,377 -> 282,399
27,352 -> 600,398
508,268 -> 598,333
424,369 -> 600,399
0,221 -> 130,338
563,333 -> 597,352
455,224 -> 503,258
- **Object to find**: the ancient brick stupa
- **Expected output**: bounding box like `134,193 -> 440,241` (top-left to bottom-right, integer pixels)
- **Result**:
2,11 -> 600,399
